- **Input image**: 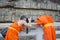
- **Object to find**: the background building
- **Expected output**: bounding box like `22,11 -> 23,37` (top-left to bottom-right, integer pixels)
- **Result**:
0,0 -> 60,22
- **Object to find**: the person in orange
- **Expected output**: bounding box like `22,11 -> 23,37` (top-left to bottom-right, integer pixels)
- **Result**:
37,14 -> 56,40
4,15 -> 31,40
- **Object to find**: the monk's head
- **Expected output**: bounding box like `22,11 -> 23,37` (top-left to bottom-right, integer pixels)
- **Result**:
20,15 -> 29,23
20,15 -> 27,21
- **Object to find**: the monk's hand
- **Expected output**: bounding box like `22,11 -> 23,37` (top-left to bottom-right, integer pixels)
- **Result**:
27,23 -> 32,28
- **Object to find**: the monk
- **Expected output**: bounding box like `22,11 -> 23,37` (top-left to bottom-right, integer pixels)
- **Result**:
37,14 -> 56,40
5,15 -> 31,40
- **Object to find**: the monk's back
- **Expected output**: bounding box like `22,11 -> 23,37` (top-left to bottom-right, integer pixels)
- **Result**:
40,15 -> 53,24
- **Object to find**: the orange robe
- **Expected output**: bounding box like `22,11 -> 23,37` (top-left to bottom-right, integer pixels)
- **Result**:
5,21 -> 25,40
37,15 -> 56,40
